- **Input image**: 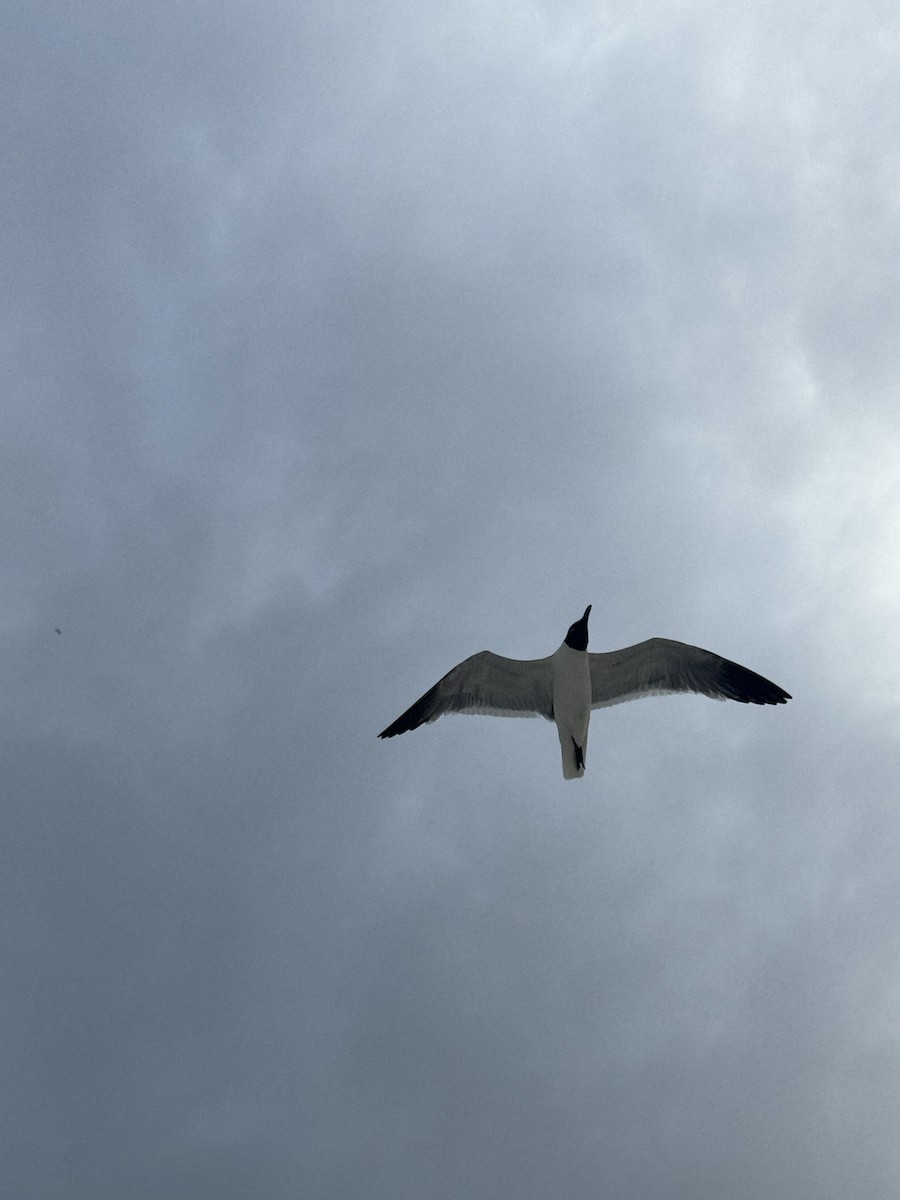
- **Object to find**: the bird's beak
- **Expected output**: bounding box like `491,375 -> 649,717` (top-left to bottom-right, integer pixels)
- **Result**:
583,605 -> 591,622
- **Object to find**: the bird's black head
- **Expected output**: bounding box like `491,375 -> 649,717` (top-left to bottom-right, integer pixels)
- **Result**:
564,605 -> 591,651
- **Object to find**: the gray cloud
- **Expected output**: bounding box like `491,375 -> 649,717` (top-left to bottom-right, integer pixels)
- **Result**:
3,0 -> 900,1196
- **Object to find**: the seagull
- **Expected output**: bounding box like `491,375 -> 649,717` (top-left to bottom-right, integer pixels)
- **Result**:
378,606 -> 790,779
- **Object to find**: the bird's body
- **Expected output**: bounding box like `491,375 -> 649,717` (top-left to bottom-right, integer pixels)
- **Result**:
551,641 -> 592,779
378,606 -> 790,780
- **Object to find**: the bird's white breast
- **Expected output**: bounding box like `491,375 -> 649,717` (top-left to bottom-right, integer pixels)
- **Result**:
551,644 -> 591,737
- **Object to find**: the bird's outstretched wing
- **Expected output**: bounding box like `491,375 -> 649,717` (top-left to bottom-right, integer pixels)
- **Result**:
379,652 -> 554,738
589,638 -> 791,708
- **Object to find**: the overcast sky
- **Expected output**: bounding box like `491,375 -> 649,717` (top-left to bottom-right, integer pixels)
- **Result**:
3,0 -> 900,1196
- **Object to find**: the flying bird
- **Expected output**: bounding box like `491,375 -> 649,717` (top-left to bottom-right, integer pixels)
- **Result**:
378,606 -> 790,779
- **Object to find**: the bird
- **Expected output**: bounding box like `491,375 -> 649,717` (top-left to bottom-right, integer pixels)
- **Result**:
378,606 -> 790,779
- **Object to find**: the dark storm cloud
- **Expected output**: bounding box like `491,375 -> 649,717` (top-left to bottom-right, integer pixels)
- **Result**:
2,0 -> 900,1196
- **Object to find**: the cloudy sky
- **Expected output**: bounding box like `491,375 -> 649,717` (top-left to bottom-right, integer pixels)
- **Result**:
3,0 -> 900,1195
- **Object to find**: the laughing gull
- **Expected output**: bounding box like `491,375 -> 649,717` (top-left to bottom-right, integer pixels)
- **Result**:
378,606 -> 790,779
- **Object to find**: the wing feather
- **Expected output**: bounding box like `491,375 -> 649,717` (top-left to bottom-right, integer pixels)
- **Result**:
589,638 -> 791,709
378,651 -> 554,738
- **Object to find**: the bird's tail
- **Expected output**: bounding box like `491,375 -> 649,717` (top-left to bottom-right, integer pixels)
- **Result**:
561,735 -> 586,780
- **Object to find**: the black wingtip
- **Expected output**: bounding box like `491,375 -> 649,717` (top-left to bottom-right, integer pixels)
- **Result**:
720,659 -> 792,705
378,718 -> 406,739
750,679 -> 792,705
378,682 -> 440,739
